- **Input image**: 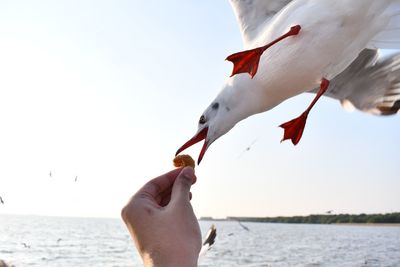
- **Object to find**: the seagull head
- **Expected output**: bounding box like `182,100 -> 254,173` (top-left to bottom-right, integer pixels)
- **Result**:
176,78 -> 263,164
175,101 -> 226,165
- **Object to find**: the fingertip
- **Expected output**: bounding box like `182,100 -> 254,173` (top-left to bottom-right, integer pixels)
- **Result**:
181,166 -> 194,176
180,166 -> 196,185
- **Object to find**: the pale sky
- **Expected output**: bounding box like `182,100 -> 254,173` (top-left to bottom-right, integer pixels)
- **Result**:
0,1 -> 399,219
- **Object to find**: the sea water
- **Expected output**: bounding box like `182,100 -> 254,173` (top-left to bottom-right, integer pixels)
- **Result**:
0,215 -> 399,267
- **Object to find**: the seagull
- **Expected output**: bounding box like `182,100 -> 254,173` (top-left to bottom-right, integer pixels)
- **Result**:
199,224 -> 217,258
176,0 -> 400,164
0,196 -> 4,205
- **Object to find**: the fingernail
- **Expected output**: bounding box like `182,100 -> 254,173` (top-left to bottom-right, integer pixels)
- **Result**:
181,167 -> 194,180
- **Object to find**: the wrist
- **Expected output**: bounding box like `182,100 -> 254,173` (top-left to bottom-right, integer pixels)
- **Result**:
146,259 -> 197,267
143,251 -> 198,267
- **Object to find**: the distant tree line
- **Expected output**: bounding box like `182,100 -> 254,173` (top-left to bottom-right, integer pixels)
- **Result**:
224,213 -> 400,224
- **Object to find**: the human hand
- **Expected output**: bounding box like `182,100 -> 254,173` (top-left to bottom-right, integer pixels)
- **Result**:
121,167 -> 201,267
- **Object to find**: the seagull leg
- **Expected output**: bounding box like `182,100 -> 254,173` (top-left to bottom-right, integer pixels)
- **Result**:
280,78 -> 330,145
226,25 -> 301,78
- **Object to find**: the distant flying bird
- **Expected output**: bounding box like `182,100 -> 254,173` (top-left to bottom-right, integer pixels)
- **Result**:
49,171 -> 52,178
176,0 -> 400,164
57,238 -> 62,243
21,243 -> 30,248
0,196 -> 4,205
238,139 -> 258,158
74,176 -> 78,182
244,139 -> 258,152
199,224 -> 217,258
326,210 -> 333,214
237,221 -> 250,231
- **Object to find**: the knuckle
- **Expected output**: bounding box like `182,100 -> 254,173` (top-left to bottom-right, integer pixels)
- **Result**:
120,205 -> 129,222
121,197 -> 137,221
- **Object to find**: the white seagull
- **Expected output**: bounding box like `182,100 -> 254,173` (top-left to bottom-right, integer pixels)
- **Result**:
176,0 -> 400,164
199,224 -> 217,258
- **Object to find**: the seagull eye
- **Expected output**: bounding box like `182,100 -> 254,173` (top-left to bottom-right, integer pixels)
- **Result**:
199,115 -> 206,124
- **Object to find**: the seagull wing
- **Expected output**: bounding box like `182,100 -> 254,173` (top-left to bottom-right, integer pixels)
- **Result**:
309,49 -> 400,116
229,0 -> 293,47
367,2 -> 400,49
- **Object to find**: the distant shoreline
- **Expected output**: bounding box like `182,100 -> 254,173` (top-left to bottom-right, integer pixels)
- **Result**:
334,223 -> 400,227
199,212 -> 400,225
200,219 -> 400,227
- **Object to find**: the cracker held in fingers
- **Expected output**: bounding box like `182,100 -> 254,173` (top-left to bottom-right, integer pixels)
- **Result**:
173,154 -> 195,169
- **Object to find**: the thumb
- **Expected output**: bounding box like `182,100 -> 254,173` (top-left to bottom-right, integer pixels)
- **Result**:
170,167 -> 195,205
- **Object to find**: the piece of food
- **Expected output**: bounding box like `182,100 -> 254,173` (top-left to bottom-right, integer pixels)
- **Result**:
173,154 -> 195,169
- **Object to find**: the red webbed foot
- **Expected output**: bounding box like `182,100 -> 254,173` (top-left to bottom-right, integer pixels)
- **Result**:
226,25 -> 301,78
226,47 -> 264,78
279,112 -> 308,145
280,78 -> 330,145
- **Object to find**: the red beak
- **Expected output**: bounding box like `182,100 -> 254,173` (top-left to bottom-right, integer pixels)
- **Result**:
176,127 -> 209,165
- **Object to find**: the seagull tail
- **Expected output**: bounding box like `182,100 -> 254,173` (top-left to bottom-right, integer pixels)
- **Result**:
309,49 -> 400,116
346,51 -> 400,116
